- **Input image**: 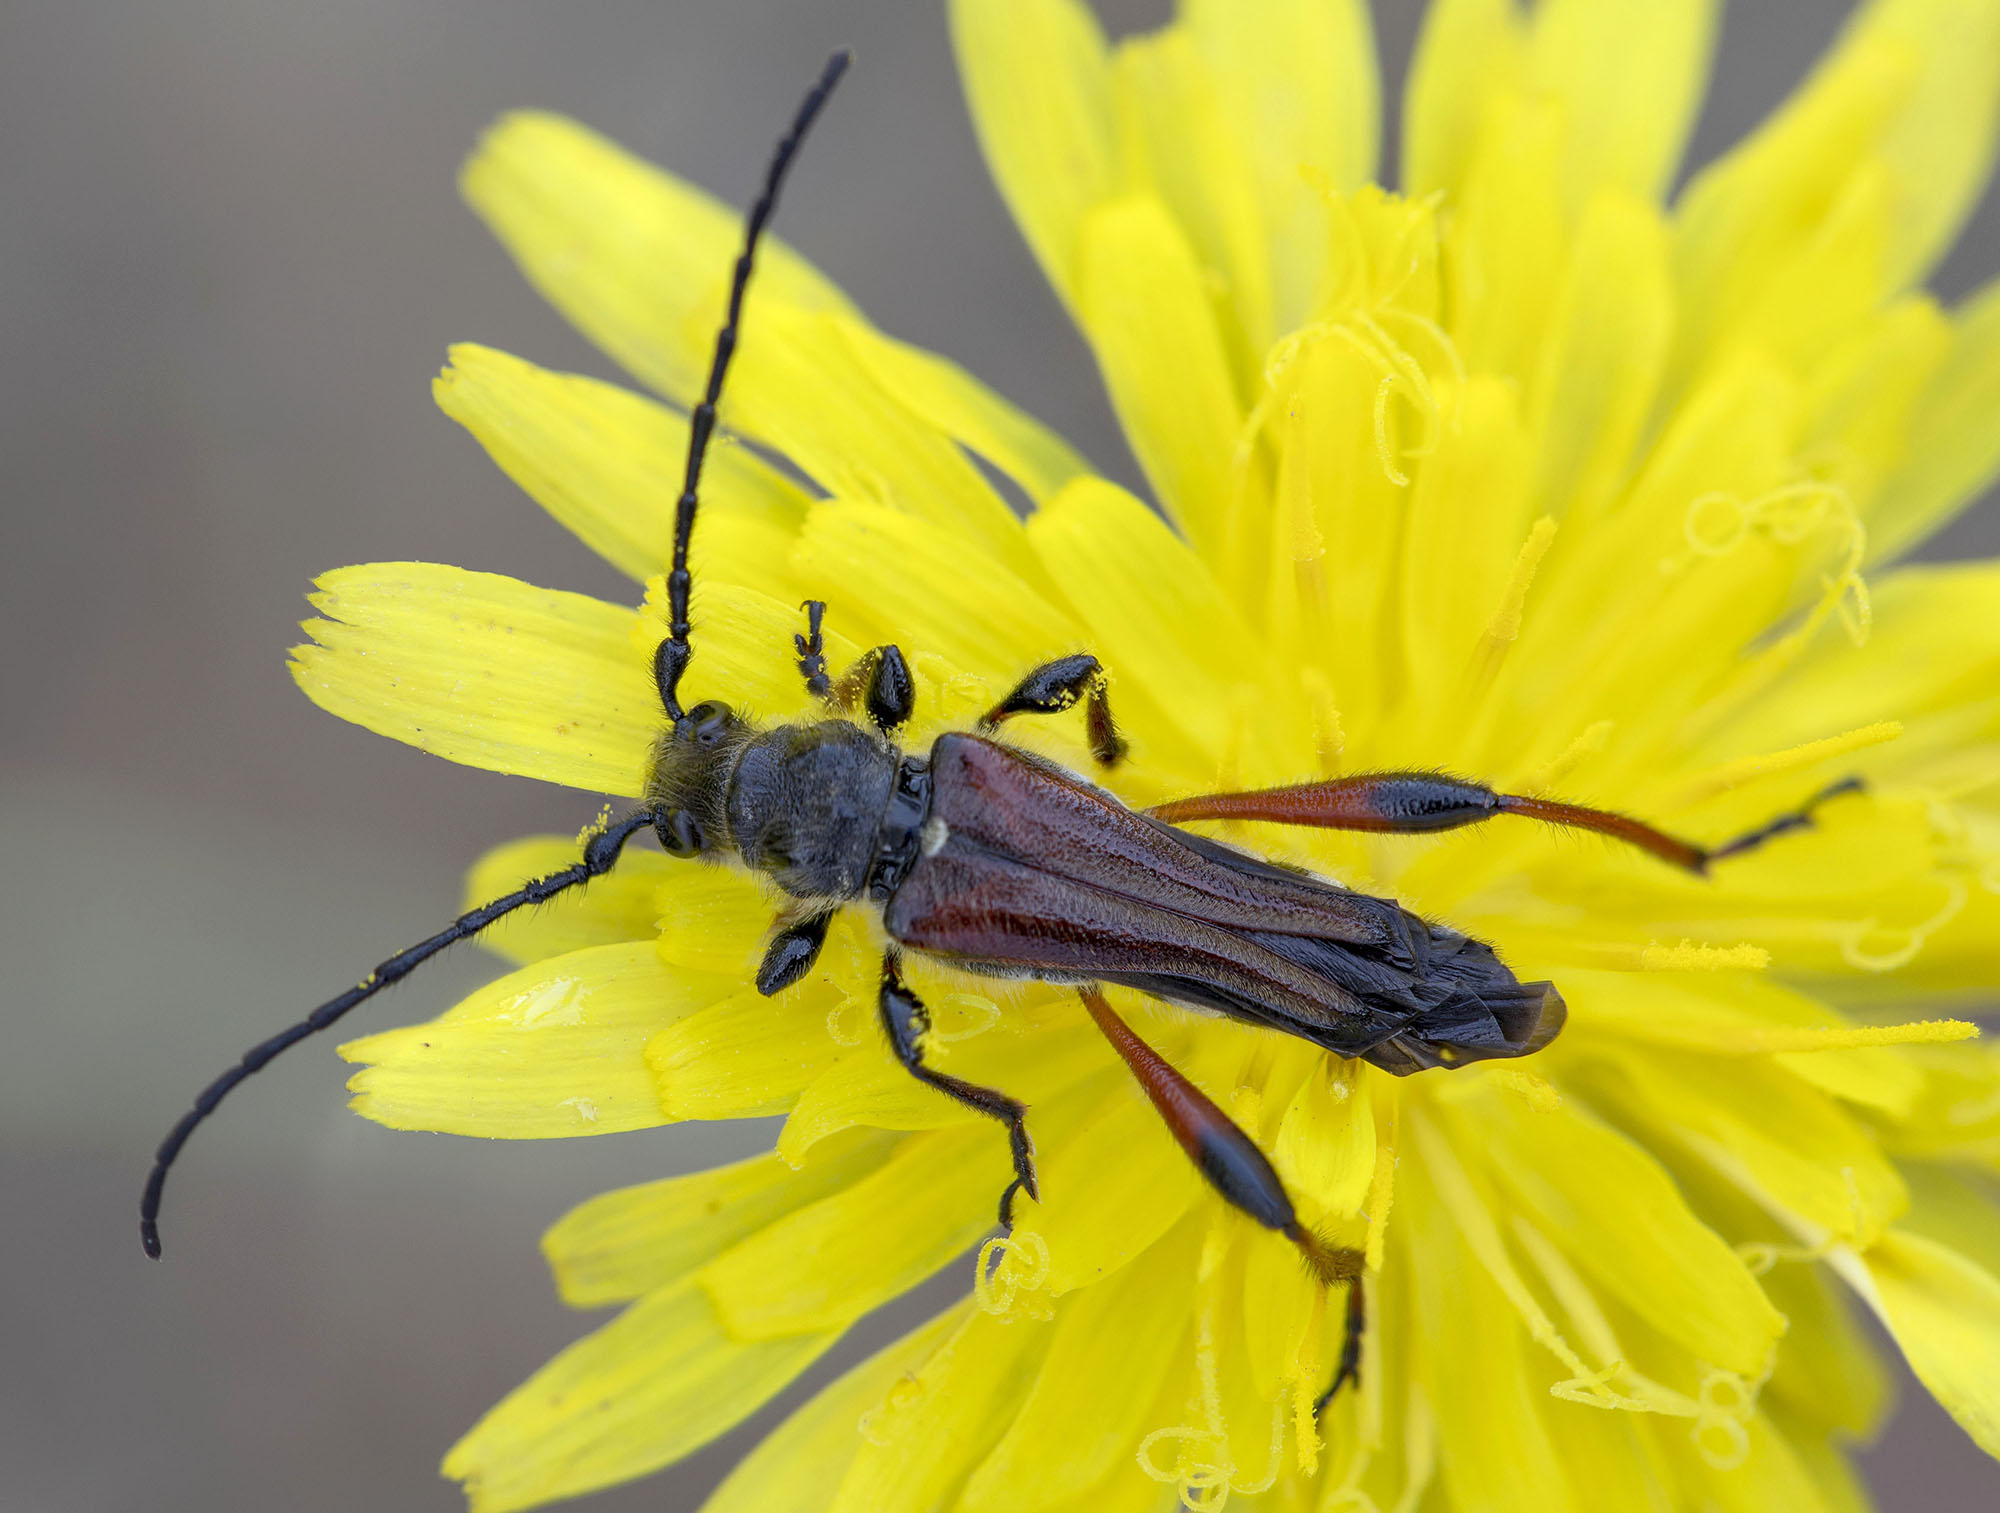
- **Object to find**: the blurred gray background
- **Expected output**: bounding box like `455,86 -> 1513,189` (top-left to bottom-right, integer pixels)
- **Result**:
4,2 -> 1997,1509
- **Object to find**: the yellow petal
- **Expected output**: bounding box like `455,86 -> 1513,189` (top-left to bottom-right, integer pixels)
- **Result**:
1525,1393 -> 1677,1513
1831,0 -> 2000,289
1111,28 -> 1274,379
1266,329 -> 1415,748
1526,191 -> 1673,525
715,302 -> 1034,563
778,1007 -> 1112,1164
1667,0 -> 2000,384
1771,1405 -> 1877,1513
1027,475 -> 1304,782
1402,0 -> 1525,199
1556,968 -> 1957,1127
648,983 -> 847,1121
1041,1455 -> 1189,1513
831,317 -> 1090,506
949,0 -> 1116,311
701,1123 -> 1008,1340
1672,90 -> 1896,393
1404,1144 -> 1580,1513
291,563 -> 655,796
1446,91 -> 1568,383
462,834 -> 673,966
1760,1254 -> 1890,1437
1272,1056 -> 1375,1219
793,500 -> 1075,689
340,944 -> 727,1136
463,110 -> 850,403
542,1131 -> 898,1308
700,1306 -> 968,1513
443,1276 -> 836,1513
652,861 -> 781,978
1885,1041 -> 2000,1162
1801,296 -> 1952,530
1840,1228 -> 2000,1457
1525,0 -> 1719,211
1441,1081 -> 1784,1376
463,114 -> 1043,564
1773,1038 -> 1944,1122
1663,1409 -> 1843,1513
827,1307 -> 1051,1513
960,1225 -> 1196,1511
434,343 -> 810,586
1871,275 -> 2000,561
1075,194 -> 1244,560
1397,378 -> 1534,721
1179,0 -> 1380,332
1023,1074 -> 1204,1295
1239,1218 -> 1322,1405
1485,348 -> 1801,770
775,1051 -> 964,1161
1589,1048 -> 1907,1247
1173,1234 -> 1297,1493
1708,560 -> 2000,773
1902,1157 -> 2000,1266
1515,796 -> 1968,991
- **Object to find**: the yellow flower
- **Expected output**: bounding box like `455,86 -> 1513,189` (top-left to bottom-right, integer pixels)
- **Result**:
290,1 -> 2000,1508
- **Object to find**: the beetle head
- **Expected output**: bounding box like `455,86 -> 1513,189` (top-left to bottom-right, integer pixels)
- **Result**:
645,699 -> 752,857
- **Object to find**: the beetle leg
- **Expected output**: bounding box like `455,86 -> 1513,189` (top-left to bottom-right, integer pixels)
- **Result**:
880,951 -> 1038,1227
794,599 -> 833,699
1150,772 -> 1865,876
1706,776 -> 1866,863
1079,987 -> 1363,1288
757,908 -> 836,996
1314,1277 -> 1367,1416
794,601 -> 915,736
835,646 -> 915,736
981,653 -> 1128,768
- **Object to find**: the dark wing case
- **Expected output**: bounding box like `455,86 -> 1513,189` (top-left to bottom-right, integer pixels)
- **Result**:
885,735 -> 1564,1074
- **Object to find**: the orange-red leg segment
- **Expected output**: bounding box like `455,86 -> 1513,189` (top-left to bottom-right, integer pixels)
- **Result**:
1149,772 -> 1863,876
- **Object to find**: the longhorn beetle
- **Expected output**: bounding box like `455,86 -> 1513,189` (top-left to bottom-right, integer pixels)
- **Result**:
141,50 -> 1861,1405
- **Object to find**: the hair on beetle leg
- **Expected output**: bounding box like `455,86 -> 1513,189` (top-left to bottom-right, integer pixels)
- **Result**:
1284,1222 -> 1365,1289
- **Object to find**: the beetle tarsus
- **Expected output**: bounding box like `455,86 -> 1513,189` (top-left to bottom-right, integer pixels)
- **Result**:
796,601 -> 916,736
1315,1278 -> 1368,1415
997,1176 -> 1027,1231
879,950 -> 1039,1221
795,599 -> 832,700
1704,774 -> 1865,866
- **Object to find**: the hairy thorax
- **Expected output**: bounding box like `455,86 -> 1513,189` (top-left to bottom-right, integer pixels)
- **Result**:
721,721 -> 901,900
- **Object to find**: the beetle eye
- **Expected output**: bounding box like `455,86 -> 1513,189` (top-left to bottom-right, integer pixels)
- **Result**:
683,700 -> 735,746
657,810 -> 705,857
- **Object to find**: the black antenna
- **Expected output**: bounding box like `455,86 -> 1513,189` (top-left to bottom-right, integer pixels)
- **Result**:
656,47 -> 853,722
142,51 -> 855,1260
140,810 -> 658,1258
